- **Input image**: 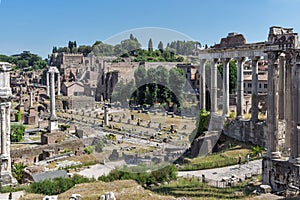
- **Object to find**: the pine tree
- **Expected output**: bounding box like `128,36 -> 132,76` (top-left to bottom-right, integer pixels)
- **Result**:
148,38 -> 153,52
158,41 -> 164,51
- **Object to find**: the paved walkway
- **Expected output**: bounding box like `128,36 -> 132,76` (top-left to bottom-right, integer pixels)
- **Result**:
0,191 -> 25,200
178,159 -> 262,182
77,160 -> 126,179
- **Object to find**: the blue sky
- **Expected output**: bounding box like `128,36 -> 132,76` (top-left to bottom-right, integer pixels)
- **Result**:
0,0 -> 299,58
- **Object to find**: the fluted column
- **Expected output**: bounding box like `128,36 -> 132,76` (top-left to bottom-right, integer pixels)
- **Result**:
236,57 -> 245,119
278,56 -> 285,120
1,104 -> 6,155
46,72 -> 50,97
251,57 -> 260,123
267,52 -> 280,158
199,59 -> 206,110
50,71 -> 56,119
57,73 -> 61,96
290,57 -> 300,161
5,102 -> 11,172
296,63 -> 300,162
285,54 -> 292,152
211,59 -> 218,113
222,58 -> 230,117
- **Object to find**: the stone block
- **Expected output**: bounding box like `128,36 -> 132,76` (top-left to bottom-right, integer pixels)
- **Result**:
260,185 -> 271,193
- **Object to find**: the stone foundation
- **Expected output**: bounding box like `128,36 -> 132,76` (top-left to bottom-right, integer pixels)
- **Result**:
224,119 -> 285,147
263,157 -> 300,193
190,131 -> 221,157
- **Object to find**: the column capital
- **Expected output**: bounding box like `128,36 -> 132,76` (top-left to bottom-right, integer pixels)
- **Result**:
221,58 -> 231,63
250,56 -> 261,62
212,58 -> 219,63
235,57 -> 246,63
199,59 -> 207,64
267,52 -> 280,64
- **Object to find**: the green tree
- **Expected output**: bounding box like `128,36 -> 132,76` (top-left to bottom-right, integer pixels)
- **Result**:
134,65 -> 147,88
218,60 -> 237,94
11,124 -> 25,142
12,162 -> 27,183
52,46 -> 58,53
91,42 -> 114,56
169,68 -> 185,104
155,66 -> 169,103
78,45 -> 93,56
189,109 -> 210,142
158,41 -> 164,51
84,146 -> 95,154
148,38 -> 153,52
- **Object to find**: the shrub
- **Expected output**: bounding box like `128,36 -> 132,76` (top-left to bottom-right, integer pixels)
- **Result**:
84,146 -> 95,154
60,124 -> 70,131
11,124 -> 25,142
12,162 -> 27,183
28,174 -> 93,195
98,164 -> 177,185
15,110 -> 22,122
189,109 -> 209,142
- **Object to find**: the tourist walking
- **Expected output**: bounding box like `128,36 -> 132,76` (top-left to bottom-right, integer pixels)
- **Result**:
246,154 -> 250,164
238,156 -> 242,168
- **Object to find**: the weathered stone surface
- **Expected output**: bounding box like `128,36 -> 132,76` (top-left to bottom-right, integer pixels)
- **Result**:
260,185 -> 272,193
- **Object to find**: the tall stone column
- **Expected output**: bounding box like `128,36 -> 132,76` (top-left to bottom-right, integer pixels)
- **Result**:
29,92 -> 33,107
0,62 -> 17,185
291,59 -> 300,160
296,63 -> 300,162
50,71 -> 56,119
267,52 -> 280,158
46,72 -> 50,97
104,105 -> 109,126
211,59 -> 218,113
0,104 -> 6,156
57,73 -> 61,96
236,57 -> 245,119
199,59 -> 206,110
285,54 -> 292,153
5,102 -> 11,173
251,57 -> 260,123
278,56 -> 285,120
222,58 -> 230,117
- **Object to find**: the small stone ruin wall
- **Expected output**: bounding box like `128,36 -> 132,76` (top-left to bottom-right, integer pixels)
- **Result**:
223,119 -> 285,148
11,139 -> 84,165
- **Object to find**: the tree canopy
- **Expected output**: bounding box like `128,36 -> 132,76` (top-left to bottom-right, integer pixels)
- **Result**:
0,51 -> 47,71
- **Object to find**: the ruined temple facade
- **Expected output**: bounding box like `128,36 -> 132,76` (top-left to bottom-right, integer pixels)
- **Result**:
197,27 -> 300,194
262,27 -> 300,193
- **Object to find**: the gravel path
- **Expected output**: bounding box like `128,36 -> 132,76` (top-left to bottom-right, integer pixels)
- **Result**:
178,159 -> 262,182
77,160 -> 126,179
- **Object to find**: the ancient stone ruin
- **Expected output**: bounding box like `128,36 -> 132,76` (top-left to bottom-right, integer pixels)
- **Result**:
0,62 -> 17,185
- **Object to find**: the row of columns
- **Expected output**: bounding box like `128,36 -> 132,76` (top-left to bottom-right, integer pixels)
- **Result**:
267,51 -> 300,161
198,57 -> 260,121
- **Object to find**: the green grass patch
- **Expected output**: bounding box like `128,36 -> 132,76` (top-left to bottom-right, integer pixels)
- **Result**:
151,176 -> 259,200
179,148 -> 262,171
1,185 -> 28,193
